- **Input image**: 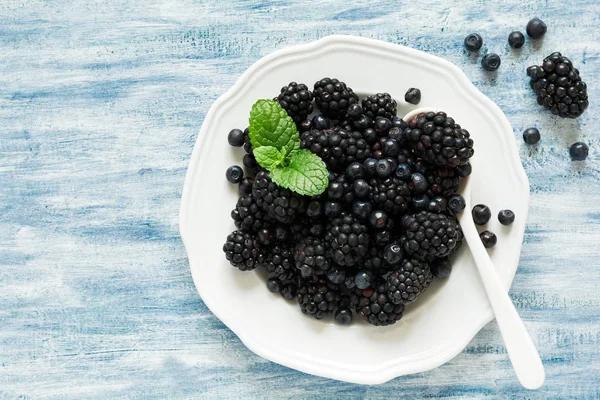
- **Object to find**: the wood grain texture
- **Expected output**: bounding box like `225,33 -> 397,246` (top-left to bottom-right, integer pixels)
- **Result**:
1,0 -> 599,398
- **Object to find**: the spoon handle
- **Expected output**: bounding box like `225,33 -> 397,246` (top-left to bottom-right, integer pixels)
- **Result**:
464,229 -> 545,389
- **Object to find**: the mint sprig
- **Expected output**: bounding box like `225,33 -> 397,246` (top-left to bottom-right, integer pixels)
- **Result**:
248,99 -> 328,196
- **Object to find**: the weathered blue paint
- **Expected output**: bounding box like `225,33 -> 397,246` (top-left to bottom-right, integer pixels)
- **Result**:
1,1 -> 599,398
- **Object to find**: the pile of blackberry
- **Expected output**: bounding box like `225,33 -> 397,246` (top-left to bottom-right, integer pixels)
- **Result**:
223,79 -> 475,327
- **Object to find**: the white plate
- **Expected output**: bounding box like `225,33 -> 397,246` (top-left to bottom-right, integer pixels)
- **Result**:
179,35 -> 530,384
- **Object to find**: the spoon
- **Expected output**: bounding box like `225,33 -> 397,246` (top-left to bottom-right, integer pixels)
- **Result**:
403,108 -> 545,389
458,176 -> 545,389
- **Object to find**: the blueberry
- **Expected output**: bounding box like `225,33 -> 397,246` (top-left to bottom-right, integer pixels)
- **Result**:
448,194 -> 466,213
328,182 -> 344,200
410,173 -> 428,194
383,243 -> 404,265
375,159 -> 393,178
335,308 -> 353,325
362,128 -> 378,144
346,162 -> 365,180
355,270 -> 373,290
395,163 -> 412,180
472,204 -> 492,225
391,116 -> 406,128
227,128 -> 245,147
266,278 -> 282,293
523,127 -> 541,144
324,201 -> 342,217
385,157 -> 398,171
508,31 -> 525,49
347,103 -> 363,119
306,200 -> 322,218
353,114 -> 372,130
226,165 -> 244,183
243,153 -> 257,169
238,177 -> 253,195
353,179 -> 371,198
456,163 -> 472,178
311,114 -> 330,130
375,117 -> 392,134
428,196 -> 447,213
498,209 -> 515,225
405,88 -> 421,105
464,33 -> 483,51
526,18 -> 547,39
327,266 -> 346,285
482,53 -> 501,71
570,142 -> 589,161
431,258 -> 452,278
369,210 -> 389,229
363,158 -> 378,176
411,195 -> 430,211
382,139 -> 400,157
352,200 -> 372,219
480,231 -> 497,248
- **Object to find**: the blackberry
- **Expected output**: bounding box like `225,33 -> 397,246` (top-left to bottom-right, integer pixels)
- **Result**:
297,277 -> 341,319
313,78 -> 359,120
527,52 -> 588,118
387,259 -> 433,304
405,112 -> 474,167
252,170 -> 306,223
290,216 -> 324,242
369,176 -> 411,216
300,128 -> 371,172
262,245 -> 296,281
570,142 -> 589,161
257,225 -> 289,245
362,246 -> 389,273
294,237 -> 330,277
223,230 -> 261,271
414,160 -> 460,197
400,211 -> 462,260
325,212 -> 370,267
361,93 -> 397,120
276,82 -> 314,122
231,195 -> 270,233
355,279 -> 405,326
327,174 -> 356,204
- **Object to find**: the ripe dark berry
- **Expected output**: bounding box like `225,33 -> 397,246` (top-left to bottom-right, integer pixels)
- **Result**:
400,211 -> 462,260
325,213 -> 370,267
353,179 -> 371,198
352,200 -> 372,219
267,278 -> 282,293
386,259 -> 433,305
324,201 -> 342,217
346,162 -> 365,180
238,177 -> 253,195
428,196 -> 447,213
431,258 -> 452,278
226,165 -> 244,183
335,307 -> 353,325
472,204 -> 491,225
296,277 -> 341,319
295,237 -> 330,276
526,18 -> 547,39
448,194 -> 466,213
375,159 -> 393,178
311,114 -> 330,130
306,200 -> 323,218
346,103 -> 364,119
369,210 -> 389,229
362,93 -> 397,120
570,142 -> 589,161
363,158 -> 378,176
223,230 -> 260,271
363,128 -> 378,144
327,266 -> 346,284
482,53 -> 501,71
404,88 -> 421,105
498,209 -> 515,225
395,163 -> 412,180
480,230 -> 497,248
276,82 -> 314,122
411,195 -> 430,211
298,119 -> 313,132
313,77 -> 359,119
353,114 -> 373,130
508,31 -> 525,49
375,117 -> 392,134
243,153 -> 258,169
464,33 -> 483,51
355,270 -> 373,289
383,243 -> 404,265
228,128 -> 245,147
523,127 -> 541,144
382,139 -> 400,157
457,163 -> 472,178
410,173 -> 428,194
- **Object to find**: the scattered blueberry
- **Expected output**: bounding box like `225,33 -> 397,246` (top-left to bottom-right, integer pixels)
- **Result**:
508,31 -> 525,49
355,270 -> 373,289
369,210 -> 389,229
480,231 -> 497,248
526,18 -> 547,39
410,173 -> 429,194
352,200 -> 372,219
311,114 -> 330,130
404,88 -> 422,105
482,53 -> 501,71
570,142 -> 589,161
498,209 -> 515,226
523,127 -> 541,144
431,258 -> 453,278
267,278 -> 282,293
383,243 -> 404,265
227,128 -> 245,147
242,153 -> 257,169
464,33 -> 483,51
472,204 -> 491,225
335,308 -> 353,325
395,163 -> 412,180
375,159 -> 393,178
448,194 -> 466,213
428,196 -> 447,213
226,165 -> 244,183
353,179 -> 371,197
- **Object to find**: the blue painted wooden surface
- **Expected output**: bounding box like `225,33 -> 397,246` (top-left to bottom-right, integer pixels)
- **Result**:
1,0 -> 599,398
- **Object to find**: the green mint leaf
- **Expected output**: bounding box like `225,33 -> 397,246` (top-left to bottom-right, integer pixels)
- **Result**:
249,99 -> 300,156
270,149 -> 329,196
253,146 -> 285,170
